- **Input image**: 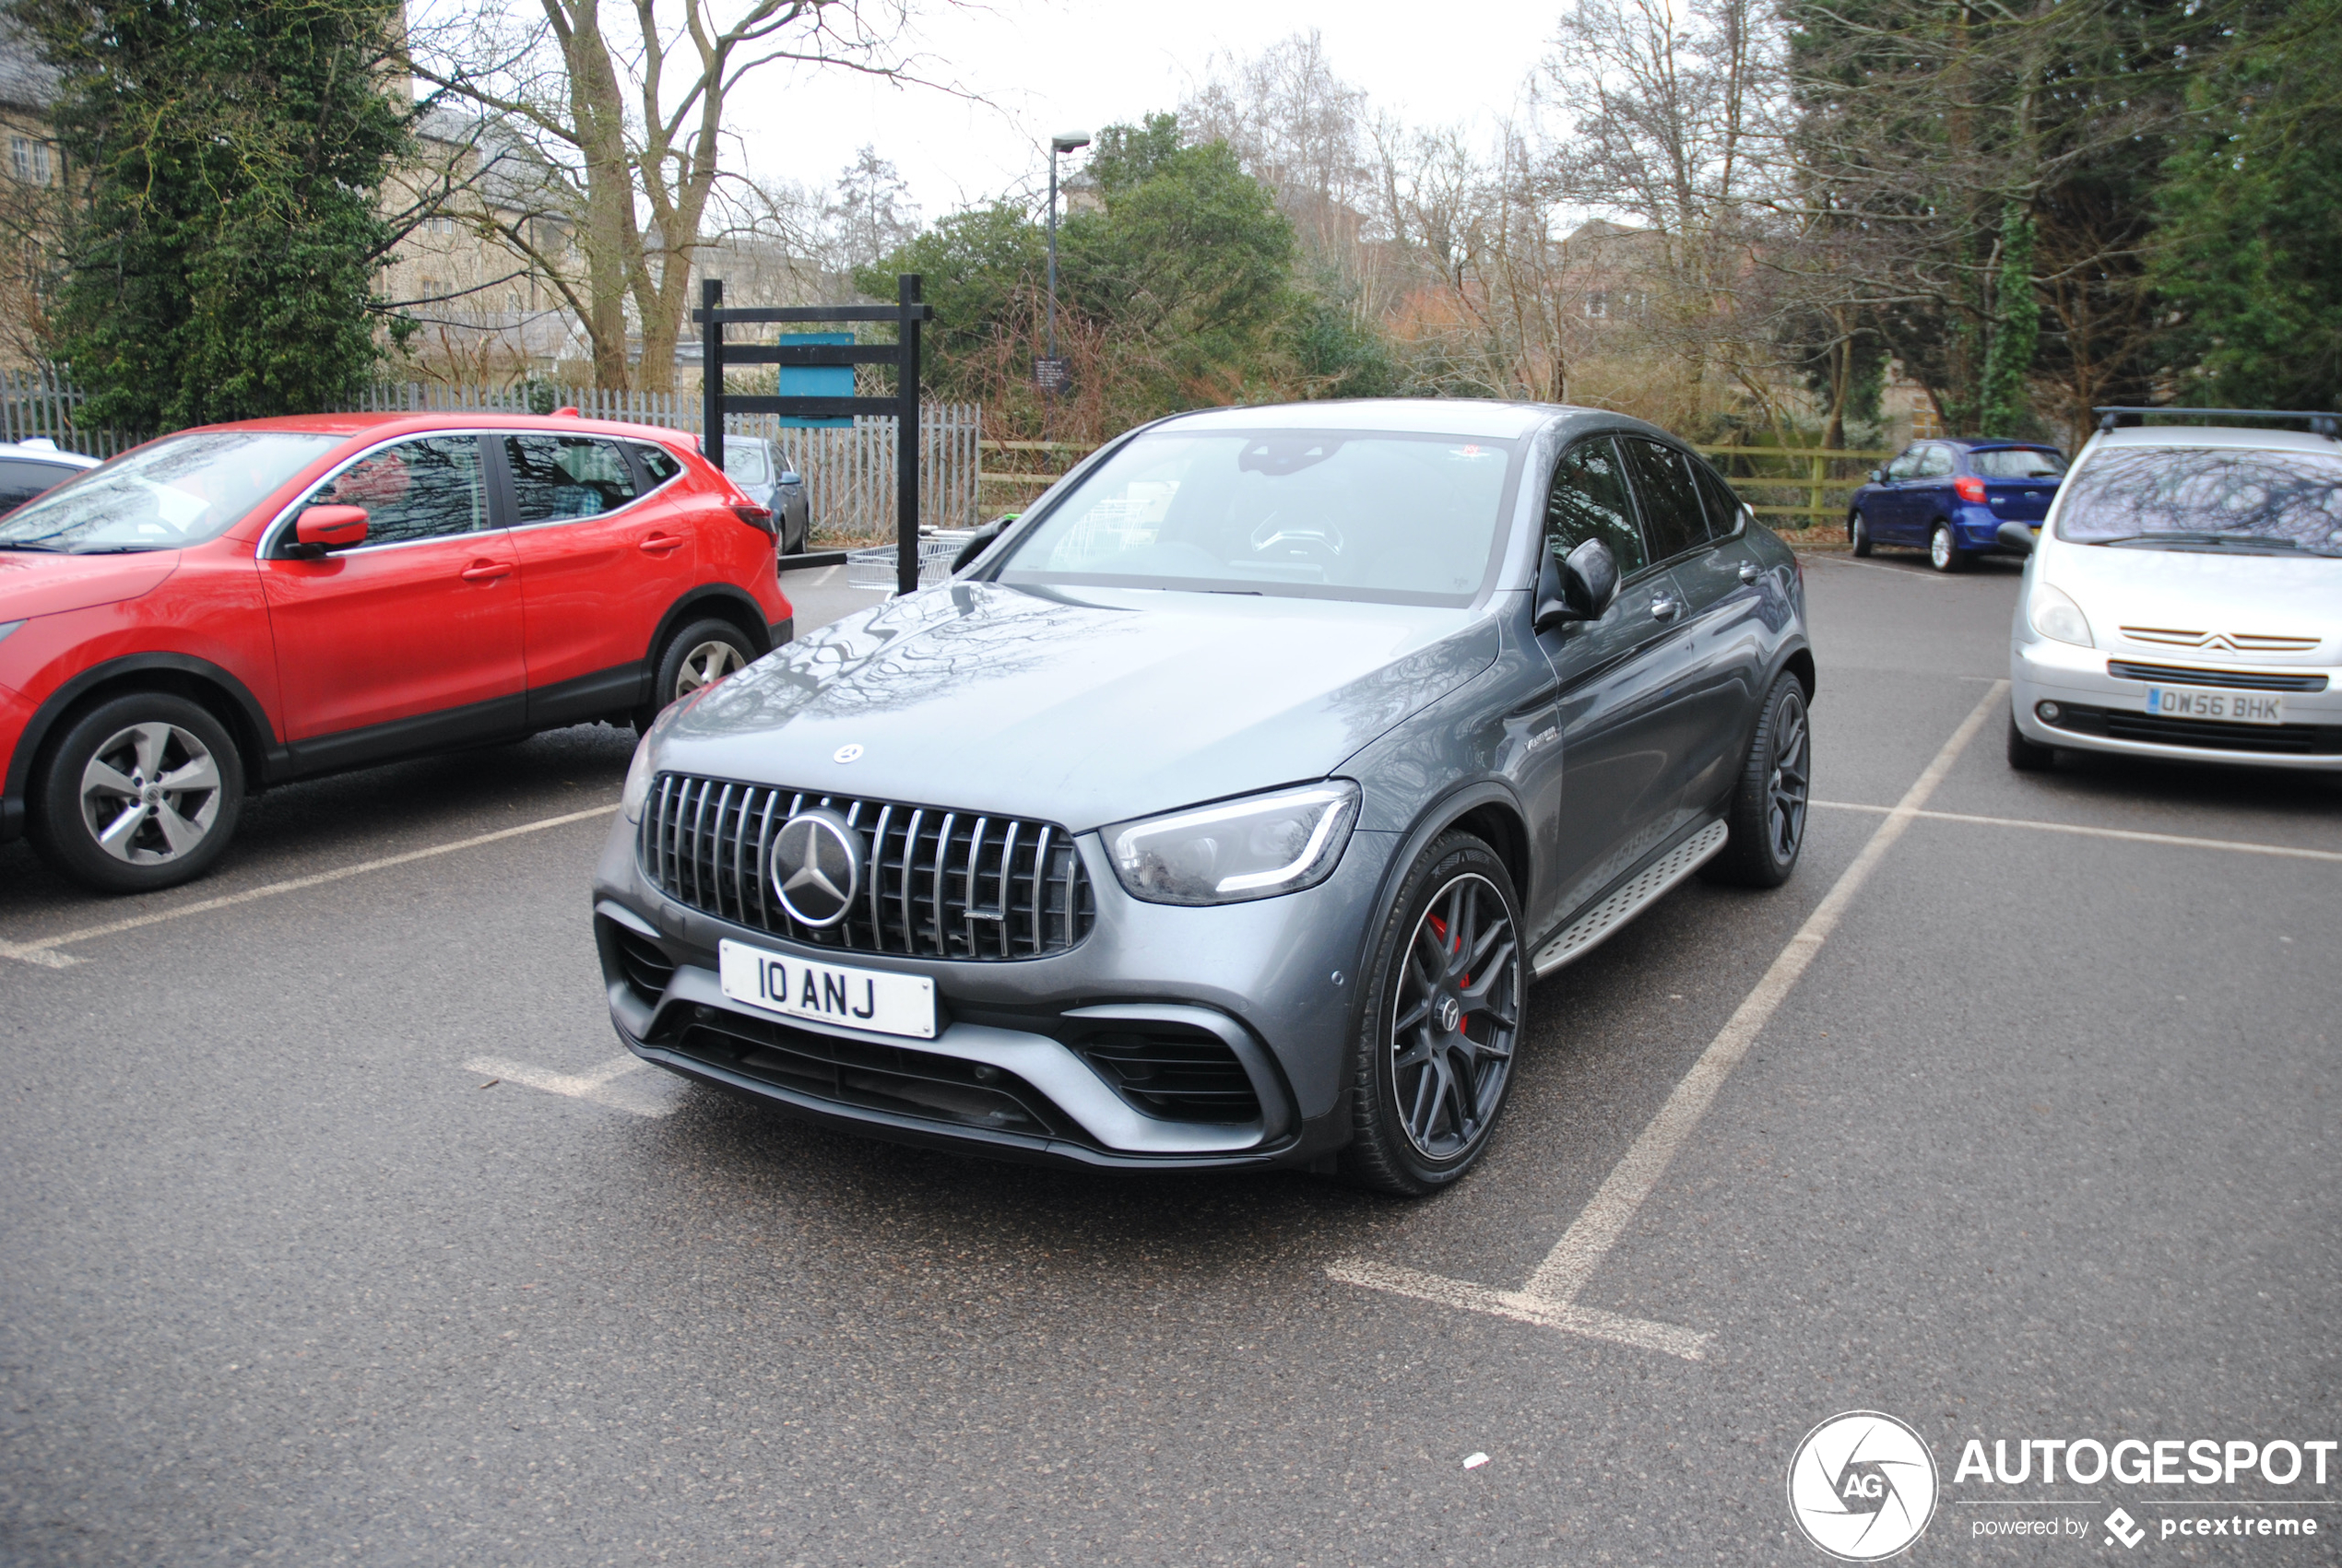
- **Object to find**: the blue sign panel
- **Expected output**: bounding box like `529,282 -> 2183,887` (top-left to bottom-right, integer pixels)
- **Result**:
777,332 -> 855,428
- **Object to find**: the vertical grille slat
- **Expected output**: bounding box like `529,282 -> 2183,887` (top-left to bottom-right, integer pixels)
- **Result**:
641,773 -> 1093,960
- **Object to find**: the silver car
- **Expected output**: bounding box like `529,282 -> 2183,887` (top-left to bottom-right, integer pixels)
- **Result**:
718,436 -> 810,554
2005,417 -> 2342,772
594,400 -> 1815,1192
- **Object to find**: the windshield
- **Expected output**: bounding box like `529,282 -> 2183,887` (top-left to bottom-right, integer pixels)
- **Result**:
990,430 -> 1521,605
2057,446 -> 2342,554
0,431 -> 339,554
1972,447 -> 2064,479
724,443 -> 770,485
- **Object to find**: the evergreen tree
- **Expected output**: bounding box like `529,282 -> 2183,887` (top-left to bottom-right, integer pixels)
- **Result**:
2148,1 -> 2342,409
12,0 -> 415,429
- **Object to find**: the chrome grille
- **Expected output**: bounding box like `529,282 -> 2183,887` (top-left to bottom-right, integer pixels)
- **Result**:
2119,626 -> 2322,655
638,773 -> 1094,960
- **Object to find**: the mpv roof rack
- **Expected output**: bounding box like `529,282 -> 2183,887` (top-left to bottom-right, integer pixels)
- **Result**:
2094,406 -> 2340,438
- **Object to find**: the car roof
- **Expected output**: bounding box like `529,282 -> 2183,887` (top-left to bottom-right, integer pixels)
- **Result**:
170,411 -> 702,448
2091,424 -> 2340,455
1153,398 -> 1590,442
0,440 -> 102,466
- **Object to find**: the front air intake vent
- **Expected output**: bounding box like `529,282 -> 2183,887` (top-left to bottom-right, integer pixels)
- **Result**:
638,775 -> 1094,960
1076,1029 -> 1263,1125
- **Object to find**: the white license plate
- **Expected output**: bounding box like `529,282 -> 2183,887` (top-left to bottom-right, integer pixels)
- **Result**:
2143,686 -> 2284,725
718,939 -> 936,1039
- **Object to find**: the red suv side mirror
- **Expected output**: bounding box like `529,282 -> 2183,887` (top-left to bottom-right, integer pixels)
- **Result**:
295,504 -> 370,551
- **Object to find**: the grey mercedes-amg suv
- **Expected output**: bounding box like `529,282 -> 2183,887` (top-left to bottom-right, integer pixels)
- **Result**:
592,399 -> 1813,1193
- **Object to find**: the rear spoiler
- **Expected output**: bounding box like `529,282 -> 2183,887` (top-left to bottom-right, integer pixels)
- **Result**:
2095,407 -> 2339,438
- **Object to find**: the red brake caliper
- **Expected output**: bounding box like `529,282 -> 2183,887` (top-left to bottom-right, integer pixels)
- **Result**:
1426,914 -> 1470,1000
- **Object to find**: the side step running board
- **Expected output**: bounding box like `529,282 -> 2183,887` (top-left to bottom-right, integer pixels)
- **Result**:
1531,819 -> 1729,977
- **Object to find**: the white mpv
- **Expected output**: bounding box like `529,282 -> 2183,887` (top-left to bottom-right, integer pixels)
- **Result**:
2006,413 -> 2342,772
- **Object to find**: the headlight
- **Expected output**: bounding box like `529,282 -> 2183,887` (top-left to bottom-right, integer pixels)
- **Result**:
621,733 -> 657,823
1105,780 -> 1361,906
2029,582 -> 2093,647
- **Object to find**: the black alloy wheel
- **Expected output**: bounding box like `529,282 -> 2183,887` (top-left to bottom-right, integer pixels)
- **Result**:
1344,832 -> 1523,1196
1703,672 -> 1811,888
1849,510 -> 1874,557
32,690 -> 245,893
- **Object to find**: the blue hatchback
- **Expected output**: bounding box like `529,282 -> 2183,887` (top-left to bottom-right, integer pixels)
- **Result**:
1846,438 -> 2066,571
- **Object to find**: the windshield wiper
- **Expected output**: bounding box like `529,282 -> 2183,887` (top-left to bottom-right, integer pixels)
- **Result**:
2096,531 -> 2298,550
0,541 -> 66,552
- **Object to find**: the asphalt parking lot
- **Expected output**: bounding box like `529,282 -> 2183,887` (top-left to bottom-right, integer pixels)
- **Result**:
3,551 -> 2336,1565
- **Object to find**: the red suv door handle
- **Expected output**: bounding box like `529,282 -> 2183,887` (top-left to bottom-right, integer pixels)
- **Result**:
460,560 -> 513,583
638,534 -> 684,554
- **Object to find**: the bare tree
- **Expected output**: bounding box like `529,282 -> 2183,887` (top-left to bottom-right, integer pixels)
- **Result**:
410,0 -> 935,390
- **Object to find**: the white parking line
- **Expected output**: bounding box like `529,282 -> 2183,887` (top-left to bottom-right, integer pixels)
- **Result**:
1328,682 -> 2011,1359
466,1052 -> 675,1117
0,803 -> 619,967
1812,800 -> 2342,863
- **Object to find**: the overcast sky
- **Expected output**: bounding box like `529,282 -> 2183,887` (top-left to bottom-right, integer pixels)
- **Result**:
730,0 -> 1569,214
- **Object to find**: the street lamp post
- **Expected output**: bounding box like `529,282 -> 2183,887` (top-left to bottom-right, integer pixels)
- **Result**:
1045,130 -> 1090,393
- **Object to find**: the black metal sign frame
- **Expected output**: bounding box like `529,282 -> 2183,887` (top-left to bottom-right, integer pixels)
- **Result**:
696,273 -> 932,595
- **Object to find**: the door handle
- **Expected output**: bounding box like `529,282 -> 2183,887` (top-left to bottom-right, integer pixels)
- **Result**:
1738,560 -> 1761,584
460,560 -> 513,583
638,534 -> 684,554
1649,594 -> 1682,621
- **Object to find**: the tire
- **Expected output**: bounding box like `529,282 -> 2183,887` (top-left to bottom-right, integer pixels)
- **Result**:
1849,510 -> 1874,557
1342,831 -> 1525,1197
636,618 -> 756,730
31,691 -> 245,894
1929,521 -> 1966,572
2006,708 -> 2056,771
1700,671 -> 1811,889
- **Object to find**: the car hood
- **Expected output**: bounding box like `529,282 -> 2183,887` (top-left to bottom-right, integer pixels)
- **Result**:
0,550 -> 179,621
2042,542 -> 2342,659
657,581 -> 1501,831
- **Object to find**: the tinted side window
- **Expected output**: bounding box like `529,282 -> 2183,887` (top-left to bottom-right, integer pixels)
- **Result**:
0,458 -> 75,515
506,435 -> 640,524
1689,459 -> 1745,540
634,442 -> 681,485
1618,437 -> 1708,562
1544,437 -> 1649,576
306,436 -> 487,547
1886,447 -> 1921,480
1917,444 -> 1956,478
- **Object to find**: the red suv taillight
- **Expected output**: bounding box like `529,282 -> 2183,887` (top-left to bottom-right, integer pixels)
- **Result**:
730,503 -> 775,535
1954,476 -> 1987,504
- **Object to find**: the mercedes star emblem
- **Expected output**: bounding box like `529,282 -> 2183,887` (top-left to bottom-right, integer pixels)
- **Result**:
770,807 -> 863,927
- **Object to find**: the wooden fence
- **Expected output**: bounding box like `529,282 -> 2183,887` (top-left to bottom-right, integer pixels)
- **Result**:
0,371 -> 981,538
975,435 -> 1891,531
1694,443 -> 1893,526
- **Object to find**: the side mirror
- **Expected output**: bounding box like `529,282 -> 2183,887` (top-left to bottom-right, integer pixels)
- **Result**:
1535,538 -> 1620,631
1996,520 -> 2037,556
777,471 -> 801,487
1868,468 -> 1885,484
292,504 -> 369,554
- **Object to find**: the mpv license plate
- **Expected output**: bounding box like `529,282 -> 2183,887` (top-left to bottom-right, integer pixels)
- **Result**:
2144,686 -> 2284,725
718,939 -> 936,1039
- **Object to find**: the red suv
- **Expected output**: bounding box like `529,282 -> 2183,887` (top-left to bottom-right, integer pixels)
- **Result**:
0,412 -> 792,892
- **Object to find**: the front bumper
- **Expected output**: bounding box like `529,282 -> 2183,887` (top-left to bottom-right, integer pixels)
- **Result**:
2012,637 -> 2342,771
590,810 -> 1397,1170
